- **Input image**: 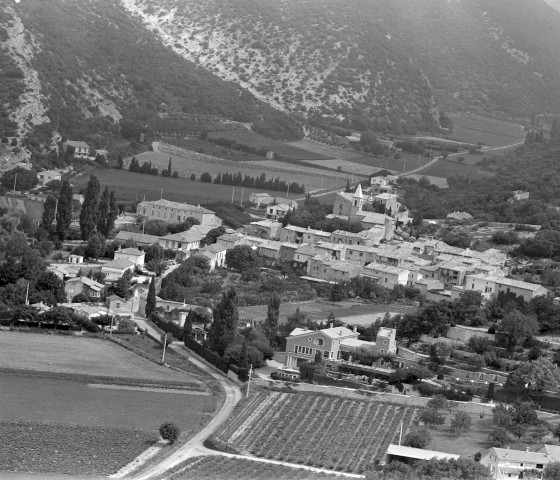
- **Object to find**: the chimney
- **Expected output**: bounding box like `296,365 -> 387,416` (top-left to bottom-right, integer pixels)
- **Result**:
353,325 -> 357,333
329,322 -> 334,329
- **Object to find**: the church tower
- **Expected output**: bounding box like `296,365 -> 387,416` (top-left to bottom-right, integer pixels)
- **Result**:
351,184 -> 364,216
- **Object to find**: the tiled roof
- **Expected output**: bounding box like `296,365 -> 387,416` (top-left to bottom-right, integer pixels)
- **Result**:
116,248 -> 144,256
139,199 -> 214,214
102,259 -> 135,270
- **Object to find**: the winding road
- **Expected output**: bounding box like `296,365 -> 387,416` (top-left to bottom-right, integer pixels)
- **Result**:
131,343 -> 242,480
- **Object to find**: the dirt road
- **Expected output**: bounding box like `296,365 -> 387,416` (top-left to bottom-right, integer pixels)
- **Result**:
131,344 -> 242,480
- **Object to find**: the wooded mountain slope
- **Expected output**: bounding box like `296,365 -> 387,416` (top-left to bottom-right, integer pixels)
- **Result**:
0,0 -> 302,146
123,0 -> 560,133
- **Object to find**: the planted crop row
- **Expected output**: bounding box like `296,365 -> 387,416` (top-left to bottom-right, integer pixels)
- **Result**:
222,392 -> 421,474
167,456 -> 339,479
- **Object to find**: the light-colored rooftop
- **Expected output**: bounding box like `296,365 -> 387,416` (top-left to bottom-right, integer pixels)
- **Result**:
387,444 -> 460,461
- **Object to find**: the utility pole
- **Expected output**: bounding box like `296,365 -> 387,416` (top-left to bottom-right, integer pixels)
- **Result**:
161,333 -> 168,363
399,421 -> 403,445
109,314 -> 115,335
286,182 -> 290,197
246,364 -> 253,397
320,176 -> 324,190
240,187 -> 244,206
25,281 -> 29,306
402,157 -> 407,174
231,187 -> 235,204
12,172 -> 17,195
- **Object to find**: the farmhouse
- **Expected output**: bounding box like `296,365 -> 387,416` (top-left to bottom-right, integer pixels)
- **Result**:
464,273 -> 549,302
37,170 -> 62,186
244,220 -> 282,239
361,264 -> 410,289
266,203 -> 291,221
194,243 -> 227,270
115,231 -> 159,247
158,230 -> 204,252
101,258 -> 135,282
509,190 -> 530,203
64,277 -> 105,302
136,199 -> 222,227
114,247 -> 145,267
284,325 -> 360,369
481,447 -> 549,479
63,140 -> 90,158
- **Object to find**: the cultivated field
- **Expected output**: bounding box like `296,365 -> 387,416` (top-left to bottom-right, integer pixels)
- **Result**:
0,421 -> 156,477
72,168 -> 303,204
0,374 -> 208,430
238,300 -> 416,325
303,158 -> 397,177
448,113 -> 525,147
420,158 -> 495,180
208,129 -> 332,160
124,150 -> 346,191
213,391 -> 421,474
162,456 -> 339,480
286,138 -> 367,161
0,332 -> 200,385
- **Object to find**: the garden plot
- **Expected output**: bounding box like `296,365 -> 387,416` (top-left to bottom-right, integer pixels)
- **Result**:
214,391 -> 421,474
303,159 -> 396,177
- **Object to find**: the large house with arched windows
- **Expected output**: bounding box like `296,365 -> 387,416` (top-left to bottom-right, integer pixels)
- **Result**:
284,324 -> 397,370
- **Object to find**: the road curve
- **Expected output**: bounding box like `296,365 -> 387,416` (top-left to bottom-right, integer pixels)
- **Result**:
131,344 -> 242,480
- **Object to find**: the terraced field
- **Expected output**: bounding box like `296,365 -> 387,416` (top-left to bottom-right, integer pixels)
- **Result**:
213,391 -> 421,474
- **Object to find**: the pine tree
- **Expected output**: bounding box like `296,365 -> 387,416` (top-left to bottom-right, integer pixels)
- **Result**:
208,288 -> 239,356
97,186 -> 110,236
40,195 -> 57,231
145,276 -> 157,318
79,175 -> 100,240
56,180 -> 73,240
264,294 -> 280,344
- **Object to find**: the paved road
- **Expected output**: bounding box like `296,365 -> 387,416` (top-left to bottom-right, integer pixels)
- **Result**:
131,344 -> 242,480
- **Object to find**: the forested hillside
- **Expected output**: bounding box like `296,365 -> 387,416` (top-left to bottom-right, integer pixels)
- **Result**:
401,145 -> 560,226
123,0 -> 560,134
0,0 -> 302,150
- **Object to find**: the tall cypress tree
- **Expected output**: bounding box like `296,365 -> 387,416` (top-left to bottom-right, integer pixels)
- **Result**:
106,190 -> 119,236
56,180 -> 73,240
208,288 -> 238,356
79,174 -> 100,240
40,195 -> 57,231
145,276 -> 157,318
551,118 -> 560,145
167,157 -> 172,176
264,294 -> 280,344
97,186 -> 110,235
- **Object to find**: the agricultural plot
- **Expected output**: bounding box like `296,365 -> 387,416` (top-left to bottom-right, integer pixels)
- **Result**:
0,332 -> 200,386
0,421 -> 156,477
214,391 -> 421,474
208,129 -> 332,160
286,138 -> 363,161
72,169 -> 302,205
448,113 -> 525,147
125,150 -> 346,191
303,159 -> 396,177
163,456 -> 339,480
420,158 -> 495,180
238,300 -> 416,326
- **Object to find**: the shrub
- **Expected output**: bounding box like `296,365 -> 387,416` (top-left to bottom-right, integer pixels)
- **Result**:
405,427 -> 431,449
159,422 -> 180,444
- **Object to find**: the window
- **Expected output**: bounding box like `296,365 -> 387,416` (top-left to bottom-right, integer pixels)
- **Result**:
323,350 -> 329,358
537,464 -> 544,469
383,340 -> 387,345
314,338 -> 324,346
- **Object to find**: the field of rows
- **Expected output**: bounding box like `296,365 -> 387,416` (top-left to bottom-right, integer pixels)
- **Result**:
0,421 -> 156,476
163,456 -> 338,480
126,146 -> 346,191
207,129 -> 332,160
73,168 -> 302,205
448,113 -> 525,147
214,391 -> 421,474
303,158 -> 397,177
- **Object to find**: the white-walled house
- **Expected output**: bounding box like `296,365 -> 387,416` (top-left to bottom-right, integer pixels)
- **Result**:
464,274 -> 549,302
101,259 -> 135,282
361,264 -> 410,289
114,247 -> 145,267
480,447 -> 549,479
63,140 -> 90,158
38,170 -> 62,186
